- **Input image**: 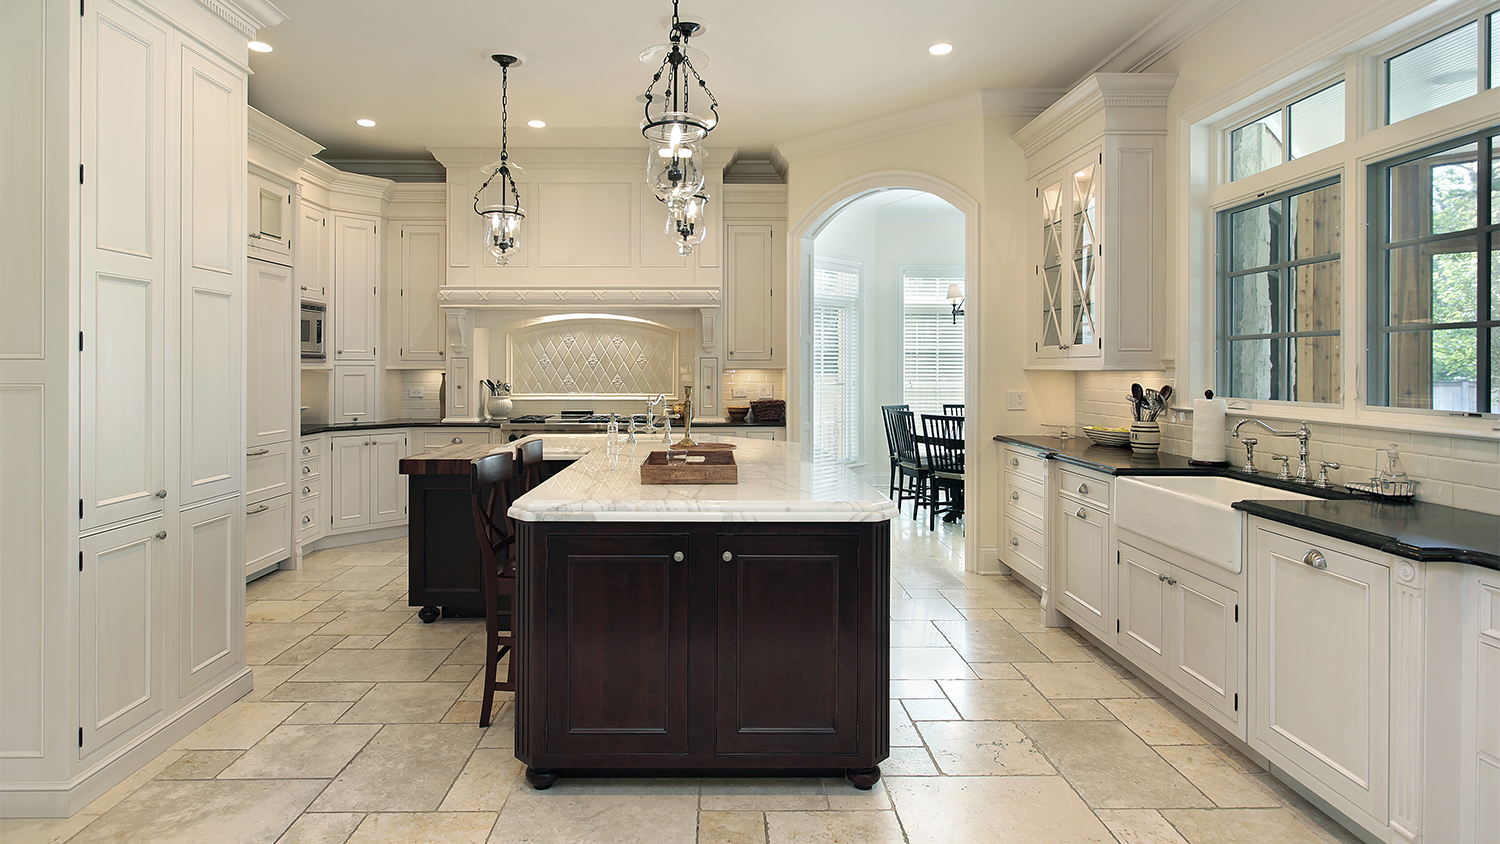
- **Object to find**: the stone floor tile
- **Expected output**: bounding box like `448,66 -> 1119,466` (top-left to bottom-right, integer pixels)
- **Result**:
300,547 -> 353,566
176,701 -> 300,750
888,647 -> 977,680
1019,721 -> 1213,809
68,779 -> 325,844
319,567 -> 404,593
900,588 -> 946,599
476,704 -> 516,749
1022,629 -> 1096,661
1015,661 -> 1145,699
889,619 -> 949,648
1094,809 -> 1192,843
765,809 -> 907,844
699,778 -> 828,811
1100,698 -> 1218,746
0,814 -> 100,844
219,723 -> 379,779
937,588 -> 1024,609
888,679 -> 943,698
487,786 -> 699,844
291,648 -> 449,683
1160,808 -> 1342,843
158,749 -> 242,779
901,697 -> 960,721
246,622 -> 324,665
1052,699 -> 1117,720
440,748 -> 527,811
241,664 -> 303,700
887,598 -> 966,620
264,681 -> 374,702
246,580 -> 320,601
263,563 -> 353,582
1155,745 -> 1280,808
955,606 -> 1002,620
966,662 -> 1023,680
886,776 -> 1115,843
889,700 -> 923,747
316,611 -> 411,637
334,635 -> 389,649
697,810 -> 766,844
878,746 -> 939,776
337,682 -> 467,723
915,720 -> 1056,776
310,723 -> 480,812
285,701 -> 356,724
820,777 -> 893,810
378,620 -> 478,650
297,589 -> 340,602
331,549 -> 404,567
246,600 -> 326,623
993,607 -> 1048,633
346,812 -> 497,844
313,591 -> 406,613
267,635 -> 343,666
933,619 -> 1048,663
275,812 -> 364,844
296,611 -> 343,624
79,747 -> 186,814
938,679 -> 1063,721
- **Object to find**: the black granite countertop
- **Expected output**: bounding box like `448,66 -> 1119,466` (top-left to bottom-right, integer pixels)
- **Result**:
994,433 -> 1499,570
302,418 -> 786,436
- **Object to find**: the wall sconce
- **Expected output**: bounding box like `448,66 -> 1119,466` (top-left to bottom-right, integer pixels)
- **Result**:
947,283 -> 965,324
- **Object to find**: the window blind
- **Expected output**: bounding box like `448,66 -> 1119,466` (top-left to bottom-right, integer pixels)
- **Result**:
902,275 -> 965,416
813,263 -> 860,463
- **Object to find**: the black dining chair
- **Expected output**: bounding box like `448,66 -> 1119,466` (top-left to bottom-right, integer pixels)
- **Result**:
880,405 -> 910,501
471,451 -> 518,728
942,403 -> 965,417
889,409 -> 930,521
921,413 -> 965,530
517,438 -> 545,493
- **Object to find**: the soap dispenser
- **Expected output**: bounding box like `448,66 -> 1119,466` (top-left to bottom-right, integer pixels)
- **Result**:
1375,444 -> 1410,496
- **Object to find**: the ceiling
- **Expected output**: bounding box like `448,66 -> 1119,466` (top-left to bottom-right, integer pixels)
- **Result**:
247,0 -> 1186,166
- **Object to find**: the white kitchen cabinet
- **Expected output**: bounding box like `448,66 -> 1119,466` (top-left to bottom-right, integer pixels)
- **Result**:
332,364 -> 378,423
329,430 -> 408,533
247,259 -> 295,447
1053,466 -> 1112,640
724,223 -> 775,364
399,224 -> 446,363
1000,445 -> 1049,591
245,494 -> 293,579
245,441 -> 293,503
177,497 -> 241,696
247,172 -> 293,264
1472,573 -> 1500,844
1250,521 -> 1390,830
417,428 -> 490,451
1014,74 -> 1174,370
333,214 -> 379,361
297,202 -> 329,303
296,436 -> 325,547
714,426 -> 780,441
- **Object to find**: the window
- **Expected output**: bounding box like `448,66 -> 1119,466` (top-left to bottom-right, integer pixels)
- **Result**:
1369,129 -> 1497,413
1229,82 -> 1346,181
813,260 -> 860,463
901,271 -> 965,415
1218,179 -> 1343,403
1386,19 -> 1489,124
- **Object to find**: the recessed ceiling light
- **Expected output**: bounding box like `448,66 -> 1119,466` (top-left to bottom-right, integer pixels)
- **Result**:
929,43 -> 953,56
528,120 -> 546,128
247,40 -> 272,53
355,118 -> 376,128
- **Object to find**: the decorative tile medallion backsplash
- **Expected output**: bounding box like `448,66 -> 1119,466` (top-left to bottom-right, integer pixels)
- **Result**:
504,315 -> 679,398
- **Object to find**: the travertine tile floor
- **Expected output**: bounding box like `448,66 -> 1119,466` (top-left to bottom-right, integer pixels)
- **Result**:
2,519 -> 1364,844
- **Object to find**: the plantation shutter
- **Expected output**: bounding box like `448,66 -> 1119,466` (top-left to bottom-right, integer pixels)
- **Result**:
813,262 -> 860,463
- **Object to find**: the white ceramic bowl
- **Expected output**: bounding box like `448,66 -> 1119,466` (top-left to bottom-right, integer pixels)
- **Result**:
1083,426 -> 1131,447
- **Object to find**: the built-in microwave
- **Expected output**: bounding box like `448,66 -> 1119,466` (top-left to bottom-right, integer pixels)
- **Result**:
300,303 -> 326,361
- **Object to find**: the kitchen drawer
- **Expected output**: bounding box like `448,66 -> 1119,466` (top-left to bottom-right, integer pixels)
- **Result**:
298,495 -> 321,541
419,428 -> 490,451
1002,516 -> 1045,584
246,493 -> 293,577
299,452 -> 322,482
298,440 -> 318,459
1003,446 -> 1048,482
246,442 -> 293,504
1058,467 -> 1111,511
298,477 -> 320,503
1004,471 -> 1045,522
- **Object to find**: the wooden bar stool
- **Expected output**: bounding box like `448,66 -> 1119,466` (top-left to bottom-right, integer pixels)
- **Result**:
517,438 -> 544,493
470,451 -> 518,728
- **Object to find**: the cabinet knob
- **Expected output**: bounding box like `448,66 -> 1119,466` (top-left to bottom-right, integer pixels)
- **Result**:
155,531 -> 167,540
1009,537 -> 1019,546
1166,577 -> 1177,586
302,515 -> 311,525
1010,492 -> 1019,501
1158,573 -> 1168,582
673,551 -> 684,562
155,489 -> 168,499
1077,482 -> 1088,495
303,486 -> 311,494
1010,458 -> 1019,467
1075,507 -> 1087,520
722,551 -> 734,562
453,436 -> 463,444
303,466 -> 312,474
1303,550 -> 1327,569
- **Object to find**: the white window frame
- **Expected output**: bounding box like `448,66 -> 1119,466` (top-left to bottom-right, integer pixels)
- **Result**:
899,263 -> 966,417
1181,0 -> 1500,437
812,255 -> 862,464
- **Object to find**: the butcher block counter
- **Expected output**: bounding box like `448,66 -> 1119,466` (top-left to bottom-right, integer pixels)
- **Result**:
415,434 -> 897,790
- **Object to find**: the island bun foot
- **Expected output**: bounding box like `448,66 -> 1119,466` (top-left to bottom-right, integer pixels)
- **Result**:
526,768 -> 559,790
417,606 -> 440,624
845,766 -> 881,790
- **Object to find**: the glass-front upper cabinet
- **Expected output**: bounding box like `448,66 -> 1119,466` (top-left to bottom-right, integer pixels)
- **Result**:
1016,72 -> 1175,371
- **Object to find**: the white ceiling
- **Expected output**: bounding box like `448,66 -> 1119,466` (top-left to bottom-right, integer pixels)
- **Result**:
247,0 -> 1186,164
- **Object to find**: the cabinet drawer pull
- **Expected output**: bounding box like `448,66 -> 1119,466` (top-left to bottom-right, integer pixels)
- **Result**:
303,486 -> 312,495
1077,482 -> 1088,495
247,448 -> 270,456
155,489 -> 168,499
302,445 -> 312,454
302,515 -> 312,525
1010,491 -> 1019,501
1158,573 -> 1167,582
303,466 -> 312,474
1303,550 -> 1327,569
673,551 -> 685,562
1075,507 -> 1087,519
247,504 -> 269,515
155,530 -> 167,540
722,551 -> 733,562
452,436 -> 463,444
1009,537 -> 1019,546
1009,457 -> 1019,467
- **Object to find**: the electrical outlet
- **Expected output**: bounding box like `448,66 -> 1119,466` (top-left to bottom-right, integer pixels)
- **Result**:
758,384 -> 774,399
731,386 -> 747,398
1006,391 -> 1026,410
407,387 -> 425,399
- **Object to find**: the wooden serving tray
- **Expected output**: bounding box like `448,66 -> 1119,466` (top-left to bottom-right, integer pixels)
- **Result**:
640,449 -> 738,485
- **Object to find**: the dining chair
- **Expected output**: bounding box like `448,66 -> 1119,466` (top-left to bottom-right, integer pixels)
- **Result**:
880,405 -> 910,501
942,403 -> 965,417
889,409 -> 930,521
471,451 -> 518,728
921,413 -> 965,530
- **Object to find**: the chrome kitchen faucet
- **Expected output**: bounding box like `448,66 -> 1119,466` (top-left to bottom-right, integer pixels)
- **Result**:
1232,419 -> 1312,482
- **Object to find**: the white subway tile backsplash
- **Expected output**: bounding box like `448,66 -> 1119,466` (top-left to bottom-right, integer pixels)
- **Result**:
1410,434 -> 1453,457
1452,438 -> 1500,462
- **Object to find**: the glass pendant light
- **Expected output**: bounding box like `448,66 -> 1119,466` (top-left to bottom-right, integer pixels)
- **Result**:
474,54 -> 525,266
640,0 -> 720,248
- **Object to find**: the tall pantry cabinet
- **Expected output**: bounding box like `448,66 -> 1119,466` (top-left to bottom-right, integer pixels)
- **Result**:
0,0 -> 278,817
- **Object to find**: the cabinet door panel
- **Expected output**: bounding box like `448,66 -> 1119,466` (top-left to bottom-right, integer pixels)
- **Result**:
725,224 -> 773,362
1058,501 -> 1109,636
333,365 -> 376,423
368,433 -> 407,526
298,206 -> 328,302
245,493 -> 292,575
180,282 -> 239,502
543,532 -> 691,755
1116,542 -> 1169,673
80,519 -> 165,754
178,498 -> 240,695
400,225 -> 445,361
247,260 -> 294,447
330,436 -> 371,529
716,533 -> 861,755
1173,568 -> 1237,720
333,215 -> 378,361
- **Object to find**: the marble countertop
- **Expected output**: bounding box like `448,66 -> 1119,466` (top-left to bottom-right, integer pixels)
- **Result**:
506,434 -> 898,524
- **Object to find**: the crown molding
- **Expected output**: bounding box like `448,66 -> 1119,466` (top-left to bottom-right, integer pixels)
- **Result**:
439,287 -> 722,309
1088,0 -> 1244,75
247,107 -> 324,178
428,146 -> 736,174
300,156 -> 394,201
192,0 -> 285,38
1012,73 -> 1177,159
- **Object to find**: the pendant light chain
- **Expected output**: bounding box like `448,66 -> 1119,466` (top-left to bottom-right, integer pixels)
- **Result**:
500,62 -> 509,163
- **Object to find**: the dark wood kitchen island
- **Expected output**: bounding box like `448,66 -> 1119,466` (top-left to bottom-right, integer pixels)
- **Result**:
505,435 -> 897,790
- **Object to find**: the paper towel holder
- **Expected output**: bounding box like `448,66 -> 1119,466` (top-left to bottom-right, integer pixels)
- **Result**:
1187,388 -> 1231,467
